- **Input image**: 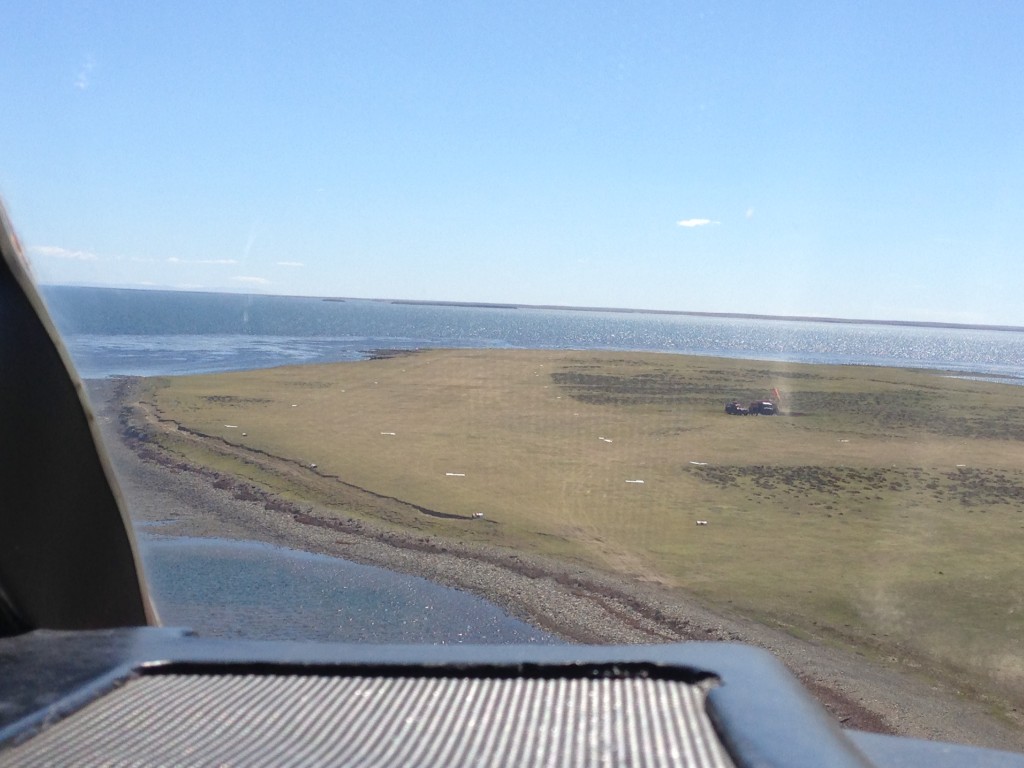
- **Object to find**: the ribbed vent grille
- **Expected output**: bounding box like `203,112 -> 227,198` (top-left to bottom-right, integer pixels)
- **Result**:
4,673 -> 734,767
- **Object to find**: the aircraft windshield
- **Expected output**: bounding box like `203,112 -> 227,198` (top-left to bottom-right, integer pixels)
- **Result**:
4,1 -> 1024,751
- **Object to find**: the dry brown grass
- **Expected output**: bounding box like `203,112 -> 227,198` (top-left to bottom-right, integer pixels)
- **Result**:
144,349 -> 1024,702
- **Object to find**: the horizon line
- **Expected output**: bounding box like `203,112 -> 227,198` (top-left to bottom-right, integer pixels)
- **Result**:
39,282 -> 1024,335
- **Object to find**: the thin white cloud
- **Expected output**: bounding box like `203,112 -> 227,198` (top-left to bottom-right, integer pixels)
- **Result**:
167,257 -> 239,265
74,56 -> 95,90
745,207 -> 755,219
232,276 -> 271,285
276,261 -> 304,267
29,245 -> 98,261
677,218 -> 719,228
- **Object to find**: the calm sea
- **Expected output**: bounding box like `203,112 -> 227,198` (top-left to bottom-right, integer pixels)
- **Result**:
40,286 -> 1024,644
43,285 -> 1024,381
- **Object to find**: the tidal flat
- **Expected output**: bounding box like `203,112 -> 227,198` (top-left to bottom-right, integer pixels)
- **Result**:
115,349 -> 1024,746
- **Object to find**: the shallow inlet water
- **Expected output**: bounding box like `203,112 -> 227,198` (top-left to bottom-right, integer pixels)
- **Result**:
139,533 -> 559,645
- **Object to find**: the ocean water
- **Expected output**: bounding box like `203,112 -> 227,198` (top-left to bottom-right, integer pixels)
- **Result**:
40,286 -> 1024,381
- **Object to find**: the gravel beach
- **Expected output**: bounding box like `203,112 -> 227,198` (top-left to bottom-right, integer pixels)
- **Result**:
88,377 -> 1024,752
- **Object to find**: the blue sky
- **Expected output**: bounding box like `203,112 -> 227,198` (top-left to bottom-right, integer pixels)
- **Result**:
3,2 -> 1023,324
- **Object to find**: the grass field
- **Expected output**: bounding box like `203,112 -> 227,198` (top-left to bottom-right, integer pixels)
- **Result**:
140,349 -> 1024,702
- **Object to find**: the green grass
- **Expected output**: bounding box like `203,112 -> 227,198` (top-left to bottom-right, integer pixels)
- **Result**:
140,349 -> 1024,701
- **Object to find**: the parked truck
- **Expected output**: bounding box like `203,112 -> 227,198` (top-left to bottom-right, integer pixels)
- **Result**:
725,400 -> 776,415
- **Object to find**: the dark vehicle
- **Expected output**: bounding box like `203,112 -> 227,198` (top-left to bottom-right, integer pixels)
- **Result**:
725,401 -> 750,415
749,401 -> 777,415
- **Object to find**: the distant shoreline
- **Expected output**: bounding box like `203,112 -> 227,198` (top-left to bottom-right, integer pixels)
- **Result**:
380,298 -> 1024,333
318,297 -> 1024,333
44,284 -> 1024,333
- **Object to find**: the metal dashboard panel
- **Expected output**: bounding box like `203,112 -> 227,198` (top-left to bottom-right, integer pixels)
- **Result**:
0,630 -> 892,767
2,671 -> 733,767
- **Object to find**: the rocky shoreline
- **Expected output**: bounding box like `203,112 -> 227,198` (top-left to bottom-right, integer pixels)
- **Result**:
87,377 -> 1024,752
